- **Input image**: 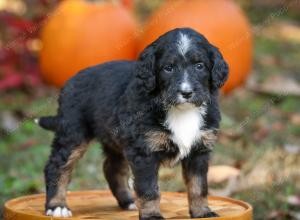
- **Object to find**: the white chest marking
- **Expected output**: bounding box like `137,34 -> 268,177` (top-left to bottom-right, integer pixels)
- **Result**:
164,104 -> 206,162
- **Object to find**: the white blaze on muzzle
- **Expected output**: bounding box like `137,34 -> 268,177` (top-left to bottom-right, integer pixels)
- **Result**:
181,71 -> 192,92
178,71 -> 193,102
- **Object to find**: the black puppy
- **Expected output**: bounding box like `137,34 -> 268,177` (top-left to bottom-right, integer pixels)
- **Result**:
37,28 -> 228,219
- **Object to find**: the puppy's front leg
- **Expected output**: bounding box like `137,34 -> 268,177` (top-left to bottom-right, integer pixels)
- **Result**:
182,151 -> 218,218
127,152 -> 163,220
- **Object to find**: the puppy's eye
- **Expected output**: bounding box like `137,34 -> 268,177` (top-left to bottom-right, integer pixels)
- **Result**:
163,65 -> 174,73
195,62 -> 205,71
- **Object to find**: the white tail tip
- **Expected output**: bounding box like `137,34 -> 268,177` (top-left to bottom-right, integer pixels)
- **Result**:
34,118 -> 39,124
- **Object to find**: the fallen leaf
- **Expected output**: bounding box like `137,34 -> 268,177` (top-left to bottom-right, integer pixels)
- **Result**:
253,126 -> 270,141
287,195 -> 300,206
291,212 -> 300,220
267,210 -> 286,220
208,165 -> 240,183
274,21 -> 300,44
284,144 -> 300,154
19,139 -> 38,150
290,113 -> 300,126
247,75 -> 300,97
272,122 -> 285,131
208,165 -> 240,197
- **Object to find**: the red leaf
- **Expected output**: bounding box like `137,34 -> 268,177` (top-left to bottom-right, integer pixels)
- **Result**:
0,72 -> 23,90
0,48 -> 18,63
0,11 -> 34,32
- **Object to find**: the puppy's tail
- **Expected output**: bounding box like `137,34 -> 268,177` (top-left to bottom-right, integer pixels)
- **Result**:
34,116 -> 59,132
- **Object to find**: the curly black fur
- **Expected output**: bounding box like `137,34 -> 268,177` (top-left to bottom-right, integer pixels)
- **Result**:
38,28 -> 228,219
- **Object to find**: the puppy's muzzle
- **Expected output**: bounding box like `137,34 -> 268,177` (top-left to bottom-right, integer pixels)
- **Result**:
178,87 -> 194,100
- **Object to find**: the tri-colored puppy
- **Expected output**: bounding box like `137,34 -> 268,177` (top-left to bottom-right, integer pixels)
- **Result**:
37,28 -> 228,219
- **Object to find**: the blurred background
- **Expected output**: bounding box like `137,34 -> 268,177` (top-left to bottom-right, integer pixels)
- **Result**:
0,0 -> 300,219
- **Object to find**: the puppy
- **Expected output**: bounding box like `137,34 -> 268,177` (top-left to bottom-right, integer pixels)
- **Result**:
37,28 -> 228,219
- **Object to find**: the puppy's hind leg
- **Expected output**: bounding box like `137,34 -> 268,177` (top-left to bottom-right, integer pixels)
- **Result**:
44,125 -> 90,218
103,147 -> 136,210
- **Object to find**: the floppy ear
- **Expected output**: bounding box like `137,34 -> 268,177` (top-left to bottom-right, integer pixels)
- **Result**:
209,46 -> 229,90
136,43 -> 157,94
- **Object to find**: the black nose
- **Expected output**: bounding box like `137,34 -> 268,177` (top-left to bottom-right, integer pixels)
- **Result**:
180,90 -> 193,99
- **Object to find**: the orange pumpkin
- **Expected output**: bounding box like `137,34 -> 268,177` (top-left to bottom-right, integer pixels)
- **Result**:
121,0 -> 134,10
138,0 -> 253,93
40,0 -> 138,87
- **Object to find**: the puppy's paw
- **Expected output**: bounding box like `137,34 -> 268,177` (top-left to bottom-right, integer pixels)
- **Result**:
46,206 -> 72,218
191,211 -> 219,218
119,200 -> 137,211
200,211 -> 219,218
140,214 -> 165,220
126,203 -> 138,211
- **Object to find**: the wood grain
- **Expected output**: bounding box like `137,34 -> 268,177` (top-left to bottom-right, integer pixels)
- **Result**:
4,190 -> 253,220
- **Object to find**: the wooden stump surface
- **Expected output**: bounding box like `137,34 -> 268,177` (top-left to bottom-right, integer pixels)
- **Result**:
4,190 -> 253,220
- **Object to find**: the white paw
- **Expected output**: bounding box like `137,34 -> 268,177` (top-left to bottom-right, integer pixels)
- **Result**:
46,207 -> 72,218
127,203 -> 138,211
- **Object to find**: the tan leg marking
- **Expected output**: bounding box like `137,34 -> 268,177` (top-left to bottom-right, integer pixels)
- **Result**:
103,158 -> 132,202
184,175 -> 210,216
48,144 -> 88,207
136,197 -> 161,217
115,165 -> 130,195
